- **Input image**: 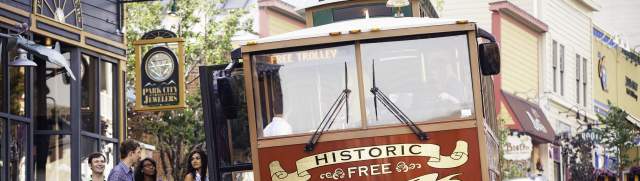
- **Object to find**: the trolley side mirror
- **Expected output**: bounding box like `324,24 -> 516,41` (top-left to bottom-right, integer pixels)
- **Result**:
479,42 -> 500,75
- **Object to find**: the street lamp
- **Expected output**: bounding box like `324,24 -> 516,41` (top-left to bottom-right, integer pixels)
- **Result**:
162,0 -> 181,32
386,0 -> 409,17
576,109 -> 588,122
167,0 -> 178,16
9,48 -> 36,67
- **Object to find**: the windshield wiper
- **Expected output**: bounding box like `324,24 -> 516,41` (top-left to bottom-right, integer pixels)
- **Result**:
305,62 -> 351,152
370,60 -> 429,141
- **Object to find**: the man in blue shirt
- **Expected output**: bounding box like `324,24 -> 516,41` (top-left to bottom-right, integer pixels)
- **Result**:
108,140 -> 141,181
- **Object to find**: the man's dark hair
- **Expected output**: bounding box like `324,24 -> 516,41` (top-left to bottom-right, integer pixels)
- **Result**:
120,140 -> 140,158
87,152 -> 106,165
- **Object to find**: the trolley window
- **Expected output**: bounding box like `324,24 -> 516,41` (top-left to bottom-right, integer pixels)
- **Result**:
361,34 -> 475,126
251,45 -> 361,137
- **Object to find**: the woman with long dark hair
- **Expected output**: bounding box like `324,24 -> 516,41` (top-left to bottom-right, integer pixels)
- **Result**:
134,158 -> 161,181
184,150 -> 207,181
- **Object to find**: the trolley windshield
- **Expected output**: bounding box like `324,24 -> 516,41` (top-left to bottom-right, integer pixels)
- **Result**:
250,33 -> 475,138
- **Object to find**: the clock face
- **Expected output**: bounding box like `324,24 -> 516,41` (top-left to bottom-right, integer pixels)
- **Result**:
145,51 -> 175,82
36,0 -> 83,28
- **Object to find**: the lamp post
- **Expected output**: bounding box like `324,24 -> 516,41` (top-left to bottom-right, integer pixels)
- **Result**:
162,0 -> 181,34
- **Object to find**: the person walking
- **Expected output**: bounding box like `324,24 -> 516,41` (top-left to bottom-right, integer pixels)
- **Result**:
183,150 -> 208,181
108,140 -> 141,181
87,152 -> 107,181
135,158 -> 161,181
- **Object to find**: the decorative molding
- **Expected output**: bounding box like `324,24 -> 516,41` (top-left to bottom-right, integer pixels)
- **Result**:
489,1 -> 548,33
575,0 -> 601,11
259,0 -> 305,22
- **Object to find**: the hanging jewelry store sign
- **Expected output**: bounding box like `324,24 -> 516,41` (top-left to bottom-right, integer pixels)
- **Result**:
133,30 -> 186,111
258,128 -> 482,181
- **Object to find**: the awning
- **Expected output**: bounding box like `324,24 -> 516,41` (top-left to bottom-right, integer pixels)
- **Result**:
502,91 -> 556,143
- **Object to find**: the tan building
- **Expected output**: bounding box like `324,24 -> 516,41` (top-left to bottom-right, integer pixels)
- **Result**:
592,25 -> 640,180
488,1 -> 558,180
226,0 -> 305,47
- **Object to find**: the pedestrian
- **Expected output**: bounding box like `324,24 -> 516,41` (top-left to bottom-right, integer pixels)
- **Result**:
87,152 -> 107,181
183,149 -> 208,181
108,140 -> 141,181
135,158 -> 161,181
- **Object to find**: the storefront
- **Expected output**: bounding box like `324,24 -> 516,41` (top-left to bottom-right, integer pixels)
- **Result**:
500,91 -> 556,179
0,1 -> 126,180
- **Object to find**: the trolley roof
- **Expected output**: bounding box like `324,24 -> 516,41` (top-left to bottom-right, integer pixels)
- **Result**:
247,17 -> 469,45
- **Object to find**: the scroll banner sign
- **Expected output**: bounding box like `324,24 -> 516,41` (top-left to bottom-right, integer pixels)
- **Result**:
133,30 -> 186,111
268,141 -> 469,181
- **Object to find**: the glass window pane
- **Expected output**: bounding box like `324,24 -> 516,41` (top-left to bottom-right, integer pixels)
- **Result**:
34,134 -> 71,181
9,122 -> 28,181
333,3 -> 391,22
9,67 -> 26,116
252,45 -> 361,137
81,55 -> 98,133
1,41 -> 4,111
221,171 -> 254,181
0,119 -> 3,176
80,136 -> 98,180
361,34 -> 475,126
34,53 -> 72,131
100,61 -> 116,138
101,141 -> 116,177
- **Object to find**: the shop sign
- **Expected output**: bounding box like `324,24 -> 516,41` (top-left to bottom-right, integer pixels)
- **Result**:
598,53 -> 608,91
503,135 -> 532,161
134,30 -> 186,111
258,128 -> 482,181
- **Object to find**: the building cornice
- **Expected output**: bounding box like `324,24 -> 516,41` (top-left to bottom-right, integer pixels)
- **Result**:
575,0 -> 601,12
259,0 -> 305,22
489,1 -> 548,33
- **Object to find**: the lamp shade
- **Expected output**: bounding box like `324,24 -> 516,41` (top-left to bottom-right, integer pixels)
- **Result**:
386,0 -> 410,7
9,48 -> 36,67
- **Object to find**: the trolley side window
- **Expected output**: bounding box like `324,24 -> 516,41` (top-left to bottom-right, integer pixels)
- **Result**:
360,34 -> 475,126
251,45 -> 362,137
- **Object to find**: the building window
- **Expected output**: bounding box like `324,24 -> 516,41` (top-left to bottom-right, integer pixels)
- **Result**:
79,53 -> 119,180
34,134 -> 71,180
1,28 -> 33,181
9,67 -> 26,117
33,52 -> 72,131
33,46 -> 74,181
560,44 -> 565,96
552,40 -> 557,92
583,58 -> 587,106
0,119 -> 3,179
576,54 -> 581,104
312,3 -> 413,26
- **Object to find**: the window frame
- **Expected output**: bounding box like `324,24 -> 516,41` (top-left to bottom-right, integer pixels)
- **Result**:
552,40 -> 557,93
77,50 -> 120,178
582,58 -> 587,107
0,25 -> 33,181
576,54 -> 581,104
559,44 -> 565,95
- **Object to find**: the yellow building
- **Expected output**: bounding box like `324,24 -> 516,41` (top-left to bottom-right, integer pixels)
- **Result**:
592,25 -> 640,179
